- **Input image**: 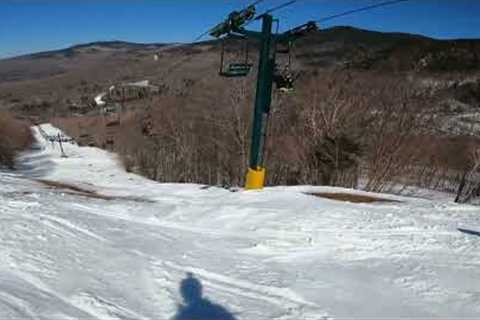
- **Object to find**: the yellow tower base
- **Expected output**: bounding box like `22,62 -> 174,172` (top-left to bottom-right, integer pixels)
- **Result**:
245,167 -> 266,190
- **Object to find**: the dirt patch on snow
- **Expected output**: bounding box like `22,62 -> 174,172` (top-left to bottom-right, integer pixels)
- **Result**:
36,179 -> 154,203
306,192 -> 400,203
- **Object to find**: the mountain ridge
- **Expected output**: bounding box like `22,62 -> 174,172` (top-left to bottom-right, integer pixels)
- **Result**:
3,25 -> 480,62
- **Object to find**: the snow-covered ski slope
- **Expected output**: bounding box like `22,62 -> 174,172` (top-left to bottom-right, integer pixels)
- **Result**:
1,124 -> 479,320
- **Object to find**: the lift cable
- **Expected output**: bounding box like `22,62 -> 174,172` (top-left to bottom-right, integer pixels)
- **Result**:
193,30 -> 211,43
156,0 -> 266,88
257,0 -> 298,17
314,0 -> 412,23
240,0 -> 301,29
182,0 -> 412,89
175,0 -> 412,73
279,0 -> 412,38
170,0 -> 411,86
245,0 -> 267,9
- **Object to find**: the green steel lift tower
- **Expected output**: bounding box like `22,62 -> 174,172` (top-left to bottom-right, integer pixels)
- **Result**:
209,6 -> 316,189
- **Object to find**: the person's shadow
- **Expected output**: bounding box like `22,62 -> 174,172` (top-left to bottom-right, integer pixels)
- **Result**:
173,272 -> 237,320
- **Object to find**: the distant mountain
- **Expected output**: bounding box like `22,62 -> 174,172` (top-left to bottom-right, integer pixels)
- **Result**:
38,41 -> 168,59
293,26 -> 480,72
0,40 -> 172,84
2,41 -> 168,61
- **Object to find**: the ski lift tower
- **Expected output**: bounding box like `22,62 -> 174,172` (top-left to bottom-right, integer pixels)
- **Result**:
209,6 -> 316,190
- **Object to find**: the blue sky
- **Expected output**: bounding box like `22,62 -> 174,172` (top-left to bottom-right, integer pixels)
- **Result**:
1,0 -> 479,59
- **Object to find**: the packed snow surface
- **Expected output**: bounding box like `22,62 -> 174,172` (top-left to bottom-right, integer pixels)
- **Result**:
1,124 -> 480,319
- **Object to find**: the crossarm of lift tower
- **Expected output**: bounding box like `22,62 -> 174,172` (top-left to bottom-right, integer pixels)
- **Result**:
208,4 -> 318,43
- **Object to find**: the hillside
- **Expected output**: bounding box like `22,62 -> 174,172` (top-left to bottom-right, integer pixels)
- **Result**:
1,26 -> 480,114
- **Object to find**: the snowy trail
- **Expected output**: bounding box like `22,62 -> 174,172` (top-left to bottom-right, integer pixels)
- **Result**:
1,124 -> 480,319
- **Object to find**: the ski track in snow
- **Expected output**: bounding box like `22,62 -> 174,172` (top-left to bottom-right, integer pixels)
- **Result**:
1,124 -> 480,319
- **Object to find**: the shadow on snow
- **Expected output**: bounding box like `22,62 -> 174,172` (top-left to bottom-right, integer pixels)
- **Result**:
173,272 -> 237,320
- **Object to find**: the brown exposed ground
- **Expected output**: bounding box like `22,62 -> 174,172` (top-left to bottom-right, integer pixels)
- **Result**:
306,192 -> 399,203
36,179 -> 154,202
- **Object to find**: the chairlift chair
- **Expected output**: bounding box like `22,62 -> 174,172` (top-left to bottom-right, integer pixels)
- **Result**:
218,36 -> 253,78
274,69 -> 294,93
272,21 -> 318,93
273,41 -> 296,93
